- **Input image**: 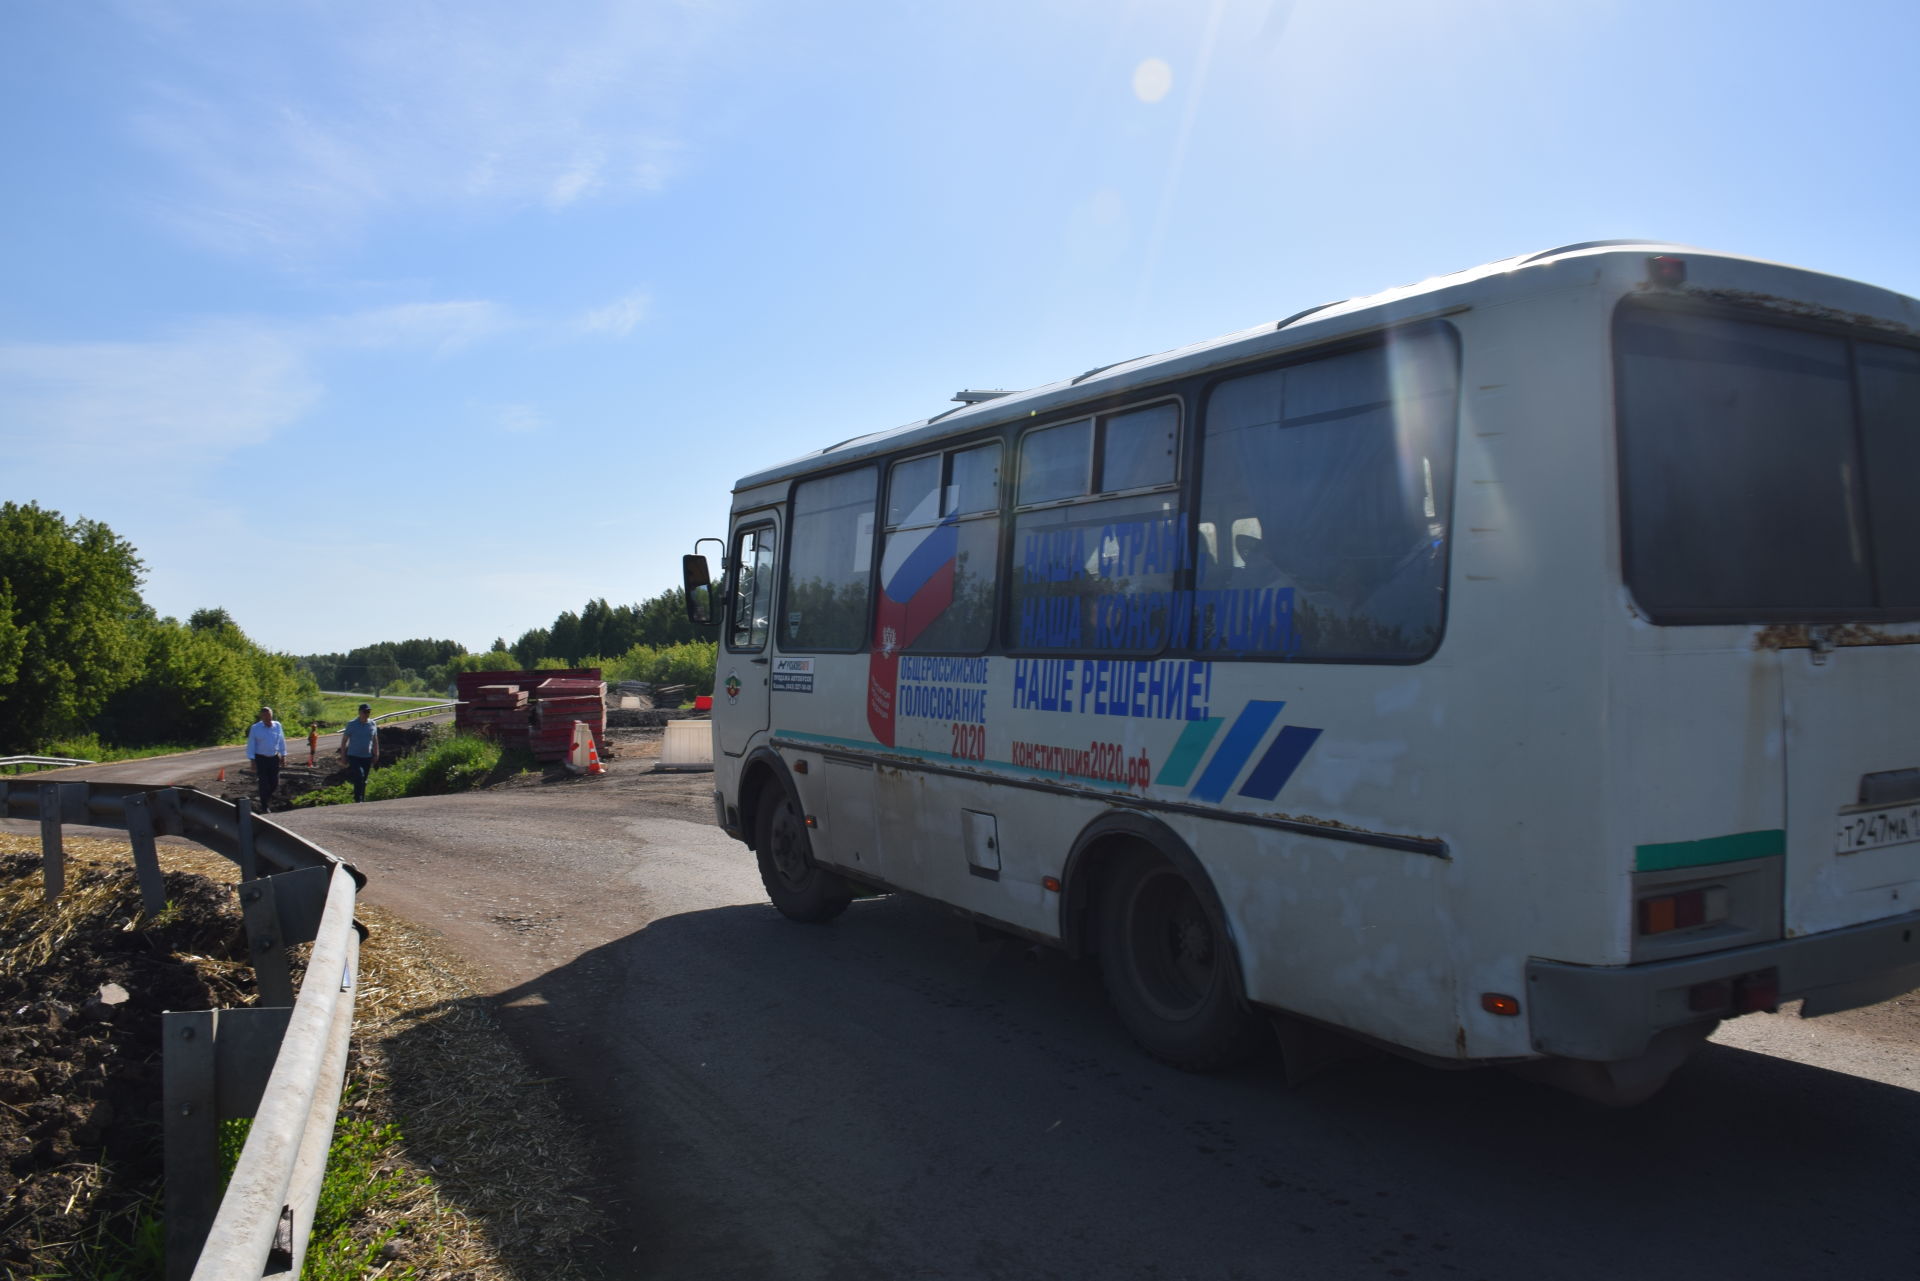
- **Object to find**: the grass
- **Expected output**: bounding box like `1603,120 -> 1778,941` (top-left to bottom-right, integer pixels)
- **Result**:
305,694 -> 451,729
304,1110 -> 432,1279
203,1102 -> 428,1277
1,735 -> 201,772
293,731 -> 514,808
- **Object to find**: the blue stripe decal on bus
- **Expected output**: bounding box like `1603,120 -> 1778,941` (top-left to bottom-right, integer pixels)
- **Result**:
1154,718 -> 1224,788
1189,701 -> 1284,803
1238,725 -> 1324,801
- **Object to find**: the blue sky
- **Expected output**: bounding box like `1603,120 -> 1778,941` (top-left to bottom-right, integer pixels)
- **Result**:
4,0 -> 1916,655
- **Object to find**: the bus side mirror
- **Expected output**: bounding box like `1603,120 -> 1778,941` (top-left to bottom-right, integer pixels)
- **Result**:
683,554 -> 717,627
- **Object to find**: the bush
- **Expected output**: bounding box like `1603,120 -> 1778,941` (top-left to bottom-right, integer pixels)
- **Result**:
293,732 -> 513,808
602,641 -> 717,692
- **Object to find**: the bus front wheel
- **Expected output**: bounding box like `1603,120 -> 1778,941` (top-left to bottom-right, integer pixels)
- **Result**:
1097,848 -> 1260,1071
754,784 -> 853,924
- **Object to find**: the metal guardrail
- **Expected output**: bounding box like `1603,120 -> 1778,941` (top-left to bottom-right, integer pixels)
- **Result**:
370,700 -> 458,725
0,779 -> 366,1281
0,755 -> 96,771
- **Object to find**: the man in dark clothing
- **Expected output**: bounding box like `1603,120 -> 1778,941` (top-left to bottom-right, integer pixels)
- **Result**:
338,703 -> 380,802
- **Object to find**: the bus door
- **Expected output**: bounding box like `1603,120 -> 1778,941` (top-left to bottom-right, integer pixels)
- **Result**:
717,515 -> 778,758
1782,642 -> 1920,942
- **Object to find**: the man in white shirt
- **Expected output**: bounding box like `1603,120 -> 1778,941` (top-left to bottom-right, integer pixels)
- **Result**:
246,706 -> 287,810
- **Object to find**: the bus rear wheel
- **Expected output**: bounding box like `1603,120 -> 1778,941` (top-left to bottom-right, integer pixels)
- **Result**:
1097,848 -> 1260,1071
754,783 -> 853,924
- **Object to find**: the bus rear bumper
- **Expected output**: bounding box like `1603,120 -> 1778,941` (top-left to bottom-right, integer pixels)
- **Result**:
1525,910 -> 1920,1062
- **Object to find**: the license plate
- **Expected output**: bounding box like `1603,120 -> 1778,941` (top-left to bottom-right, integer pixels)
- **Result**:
1835,803 -> 1920,855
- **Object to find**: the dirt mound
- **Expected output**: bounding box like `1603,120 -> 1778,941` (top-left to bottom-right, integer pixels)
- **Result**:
0,850 -> 254,1275
222,723 -> 441,812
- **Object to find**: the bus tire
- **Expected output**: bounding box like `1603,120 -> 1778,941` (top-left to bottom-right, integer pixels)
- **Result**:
1096,846 -> 1260,1071
754,782 -> 852,924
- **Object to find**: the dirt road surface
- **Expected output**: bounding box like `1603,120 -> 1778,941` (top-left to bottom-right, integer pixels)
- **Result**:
22,712 -> 453,788
13,755 -> 1919,1278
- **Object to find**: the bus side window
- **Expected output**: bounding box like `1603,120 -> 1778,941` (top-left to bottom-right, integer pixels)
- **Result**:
1197,324 -> 1459,660
1018,419 -> 1092,504
880,442 -> 1003,654
728,526 -> 774,651
786,468 -> 878,651
1007,404 -> 1184,655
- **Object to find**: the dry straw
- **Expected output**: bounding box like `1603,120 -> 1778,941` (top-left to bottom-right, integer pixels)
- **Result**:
0,833 -> 609,1279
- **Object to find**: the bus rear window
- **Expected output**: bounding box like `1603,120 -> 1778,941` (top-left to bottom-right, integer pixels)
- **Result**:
1615,303 -> 1920,621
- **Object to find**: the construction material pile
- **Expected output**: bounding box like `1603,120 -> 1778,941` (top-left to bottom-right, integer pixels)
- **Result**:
463,685 -> 531,751
454,669 -> 607,763
528,677 -> 607,761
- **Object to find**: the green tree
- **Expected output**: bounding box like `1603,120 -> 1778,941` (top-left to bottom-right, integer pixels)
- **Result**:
97,621 -> 254,745
97,611 -> 311,746
548,611 -> 582,664
297,652 -> 343,689
0,503 -> 148,753
635,587 -> 699,647
512,627 -> 550,667
444,650 -> 520,681
245,642 -> 310,720
391,637 -> 463,673
0,579 -> 26,694
338,643 -> 401,692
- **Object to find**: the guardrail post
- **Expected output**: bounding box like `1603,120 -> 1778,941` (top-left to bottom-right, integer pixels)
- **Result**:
37,782 -> 64,901
163,1005 -> 295,1281
125,791 -> 169,917
149,786 -> 185,838
239,864 -> 334,1008
164,1010 -> 219,1281
235,798 -> 258,881
240,876 -> 293,1008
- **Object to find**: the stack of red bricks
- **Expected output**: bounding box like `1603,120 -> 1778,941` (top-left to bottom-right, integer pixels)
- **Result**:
455,669 -> 606,760
528,677 -> 608,761
462,684 -> 532,749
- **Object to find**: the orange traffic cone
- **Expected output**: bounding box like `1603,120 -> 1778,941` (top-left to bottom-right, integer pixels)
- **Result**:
586,738 -> 605,775
217,766 -> 226,782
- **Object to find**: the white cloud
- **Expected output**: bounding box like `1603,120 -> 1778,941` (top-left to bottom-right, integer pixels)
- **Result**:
319,301 -> 514,354
494,403 -> 549,435
122,1 -> 728,257
0,297 -> 526,475
577,291 -> 650,338
548,154 -> 607,209
0,325 -> 320,463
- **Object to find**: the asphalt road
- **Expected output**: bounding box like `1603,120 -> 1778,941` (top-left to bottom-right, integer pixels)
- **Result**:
16,712 -> 453,787
243,769 -> 1920,1281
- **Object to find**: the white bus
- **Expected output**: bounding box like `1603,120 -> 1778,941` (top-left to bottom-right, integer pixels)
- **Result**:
682,241 -> 1920,1103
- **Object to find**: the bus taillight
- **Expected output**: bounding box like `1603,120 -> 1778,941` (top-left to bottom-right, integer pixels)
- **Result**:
1688,969 -> 1780,1016
1647,253 -> 1688,285
1638,886 -> 1730,936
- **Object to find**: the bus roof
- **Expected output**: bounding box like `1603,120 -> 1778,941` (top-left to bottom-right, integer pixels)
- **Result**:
731,241 -> 1920,494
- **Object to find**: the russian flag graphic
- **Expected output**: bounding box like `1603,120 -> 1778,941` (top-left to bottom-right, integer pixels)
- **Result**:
867,510 -> 958,745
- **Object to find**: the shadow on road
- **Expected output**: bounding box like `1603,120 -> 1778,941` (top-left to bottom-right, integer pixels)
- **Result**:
385,891 -> 1920,1281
